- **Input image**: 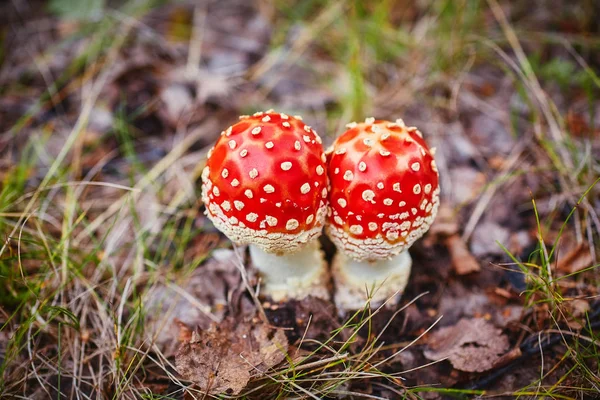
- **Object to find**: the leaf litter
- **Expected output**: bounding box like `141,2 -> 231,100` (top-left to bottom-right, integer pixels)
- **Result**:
423,318 -> 510,373
175,317 -> 288,395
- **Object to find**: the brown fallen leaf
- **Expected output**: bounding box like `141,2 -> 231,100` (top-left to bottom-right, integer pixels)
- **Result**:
175,318 -> 288,395
556,241 -> 593,274
423,318 -> 509,372
445,234 -> 481,275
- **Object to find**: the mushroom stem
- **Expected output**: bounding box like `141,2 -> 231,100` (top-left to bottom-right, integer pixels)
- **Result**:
249,240 -> 329,302
332,251 -> 412,312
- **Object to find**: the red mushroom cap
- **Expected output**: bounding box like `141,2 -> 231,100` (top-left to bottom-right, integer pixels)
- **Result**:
202,110 -> 329,254
326,118 -> 440,261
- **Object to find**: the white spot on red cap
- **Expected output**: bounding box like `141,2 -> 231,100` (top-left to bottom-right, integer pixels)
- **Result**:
343,170 -> 354,181
249,168 -> 258,179
413,184 -> 421,194
335,148 -> 346,155
316,165 -> 324,175
264,184 -> 275,193
251,127 -> 261,135
234,200 -> 244,210
424,184 -> 432,194
244,189 -> 253,198
368,222 -> 378,231
301,183 -> 311,194
213,186 -> 220,196
221,201 -> 231,211
358,161 -> 367,172
294,141 -> 301,150
365,117 -> 375,124
362,190 -> 375,203
337,198 -> 347,208
383,198 -> 393,206
246,213 -> 258,222
306,214 -> 314,224
350,225 -> 363,235
281,161 -> 292,171
286,219 -> 299,230
380,149 -> 390,156
240,149 -> 248,157
221,169 -> 229,178
265,141 -> 274,149
346,122 -> 357,128
262,115 -> 271,122
228,140 -> 236,149
386,231 -> 399,241
266,216 -> 277,226
282,121 -> 291,128
231,179 -> 239,187
411,162 -> 420,171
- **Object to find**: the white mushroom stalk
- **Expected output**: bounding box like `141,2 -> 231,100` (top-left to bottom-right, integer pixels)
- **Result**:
326,118 -> 440,311
202,110 -> 330,302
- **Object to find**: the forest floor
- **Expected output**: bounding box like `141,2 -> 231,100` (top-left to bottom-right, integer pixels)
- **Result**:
1,0 -> 599,398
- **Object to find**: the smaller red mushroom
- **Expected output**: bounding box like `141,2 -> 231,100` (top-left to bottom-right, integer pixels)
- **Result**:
326,117 -> 440,311
202,110 -> 330,301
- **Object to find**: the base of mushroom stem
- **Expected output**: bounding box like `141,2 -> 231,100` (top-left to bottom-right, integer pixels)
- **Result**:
332,250 -> 412,313
249,240 -> 330,302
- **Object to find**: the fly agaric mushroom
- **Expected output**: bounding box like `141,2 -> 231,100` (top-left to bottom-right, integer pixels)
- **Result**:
201,110 -> 330,301
326,117 -> 440,310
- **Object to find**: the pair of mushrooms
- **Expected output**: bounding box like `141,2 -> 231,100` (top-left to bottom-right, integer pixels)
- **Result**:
201,110 -> 439,311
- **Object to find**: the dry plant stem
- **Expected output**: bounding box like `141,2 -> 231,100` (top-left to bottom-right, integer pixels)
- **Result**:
249,240 -> 329,302
332,251 -> 412,312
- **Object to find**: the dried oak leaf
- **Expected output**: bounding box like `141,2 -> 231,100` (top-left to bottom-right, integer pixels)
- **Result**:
175,318 -> 288,395
423,318 -> 509,372
445,234 -> 480,275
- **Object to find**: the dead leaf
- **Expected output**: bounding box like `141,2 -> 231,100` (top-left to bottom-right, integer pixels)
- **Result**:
423,318 -> 509,372
449,166 -> 487,206
557,242 -> 593,274
445,234 -> 480,275
175,318 -> 288,395
564,299 -> 591,329
470,221 -> 510,257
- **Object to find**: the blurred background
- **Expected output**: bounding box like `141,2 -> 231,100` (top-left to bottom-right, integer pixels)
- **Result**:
1,0 -> 599,398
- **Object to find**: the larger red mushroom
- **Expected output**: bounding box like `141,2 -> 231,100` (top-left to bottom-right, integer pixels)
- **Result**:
202,110 -> 330,301
327,118 -> 440,311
